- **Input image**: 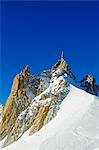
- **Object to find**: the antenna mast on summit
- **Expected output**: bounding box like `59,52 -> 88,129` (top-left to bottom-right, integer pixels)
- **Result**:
61,51 -> 64,60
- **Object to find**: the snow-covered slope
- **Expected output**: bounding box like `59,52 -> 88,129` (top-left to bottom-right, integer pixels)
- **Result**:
1,85 -> 98,150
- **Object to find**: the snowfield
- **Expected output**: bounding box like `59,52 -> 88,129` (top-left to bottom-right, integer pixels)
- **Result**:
0,85 -> 99,150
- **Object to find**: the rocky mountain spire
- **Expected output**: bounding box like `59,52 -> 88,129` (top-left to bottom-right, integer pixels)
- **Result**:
51,52 -> 66,73
0,66 -> 31,141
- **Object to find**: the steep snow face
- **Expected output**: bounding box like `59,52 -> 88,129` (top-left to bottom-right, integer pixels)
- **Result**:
1,85 -> 98,150
40,86 -> 98,150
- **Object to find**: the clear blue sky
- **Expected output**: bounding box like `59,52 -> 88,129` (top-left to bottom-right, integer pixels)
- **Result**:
0,1 -> 99,105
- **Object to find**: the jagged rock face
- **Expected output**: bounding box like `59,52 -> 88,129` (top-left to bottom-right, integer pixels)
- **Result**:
0,66 -> 33,141
52,56 -> 67,74
0,66 -> 51,143
0,55 -> 71,148
30,70 -> 51,96
0,67 -> 51,144
29,104 -> 49,135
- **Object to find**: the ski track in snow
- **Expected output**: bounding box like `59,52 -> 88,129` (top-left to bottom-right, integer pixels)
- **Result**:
0,85 -> 99,150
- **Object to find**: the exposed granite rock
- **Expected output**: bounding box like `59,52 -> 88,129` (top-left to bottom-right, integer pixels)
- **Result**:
0,66 -> 31,141
29,104 -> 49,135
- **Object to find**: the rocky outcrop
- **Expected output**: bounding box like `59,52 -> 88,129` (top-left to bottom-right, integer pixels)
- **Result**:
52,52 -> 67,73
0,66 -> 52,146
29,104 -> 49,135
0,66 -> 32,141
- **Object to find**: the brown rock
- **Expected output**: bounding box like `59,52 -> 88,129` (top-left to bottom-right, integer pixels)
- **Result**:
0,66 -> 30,141
11,75 -> 19,92
30,104 -> 49,135
0,95 -> 17,140
21,65 -> 29,77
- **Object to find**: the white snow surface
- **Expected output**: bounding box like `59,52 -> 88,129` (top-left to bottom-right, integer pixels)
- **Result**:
0,85 -> 99,150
